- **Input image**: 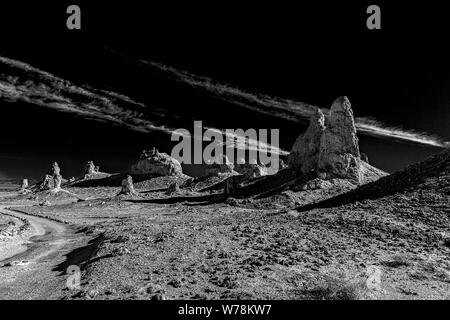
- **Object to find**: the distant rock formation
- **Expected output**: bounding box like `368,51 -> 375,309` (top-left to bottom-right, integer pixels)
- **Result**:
288,97 -> 386,184
204,155 -> 235,177
34,161 -> 68,190
224,177 -> 238,195
19,178 -> 30,194
21,179 -> 28,190
165,182 -> 181,195
361,153 -> 369,164
48,162 -> 61,176
119,175 -> 138,196
79,161 -> 111,181
129,148 -> 183,177
279,159 -> 288,170
235,162 -> 267,180
40,174 -> 53,190
53,174 -> 62,190
85,161 -> 97,175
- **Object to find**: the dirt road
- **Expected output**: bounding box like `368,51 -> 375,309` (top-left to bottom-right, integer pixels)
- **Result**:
0,205 -> 86,299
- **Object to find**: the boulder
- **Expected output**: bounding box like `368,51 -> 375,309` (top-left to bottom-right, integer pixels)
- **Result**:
288,107 -> 325,172
129,149 -> 183,177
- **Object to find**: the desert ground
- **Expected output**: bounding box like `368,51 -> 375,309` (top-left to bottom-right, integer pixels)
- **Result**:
0,147 -> 449,300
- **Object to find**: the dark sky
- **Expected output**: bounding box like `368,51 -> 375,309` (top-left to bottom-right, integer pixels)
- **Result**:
0,1 -> 449,179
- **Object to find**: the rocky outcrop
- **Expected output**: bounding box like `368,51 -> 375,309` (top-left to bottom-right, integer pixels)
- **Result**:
129,149 -> 183,177
40,174 -> 53,190
361,153 -> 369,164
85,161 -> 97,175
34,161 -> 68,190
224,177 -> 239,195
19,178 -> 30,194
288,97 -> 386,184
81,161 -> 111,181
119,175 -> 138,196
165,182 -> 181,195
235,162 -> 268,180
279,159 -> 288,170
318,97 -> 361,182
48,162 -> 61,176
288,107 -> 325,172
53,174 -> 62,190
21,179 -> 28,190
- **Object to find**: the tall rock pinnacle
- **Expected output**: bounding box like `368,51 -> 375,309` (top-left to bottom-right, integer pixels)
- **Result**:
288,107 -> 326,172
288,96 -> 386,184
318,96 -> 361,181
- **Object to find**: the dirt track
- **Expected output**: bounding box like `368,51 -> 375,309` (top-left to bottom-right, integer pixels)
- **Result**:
0,204 -> 87,299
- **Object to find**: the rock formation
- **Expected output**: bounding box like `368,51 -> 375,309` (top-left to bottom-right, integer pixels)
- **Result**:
279,159 -> 288,170
288,107 -> 325,172
361,153 -> 369,164
204,155 -> 235,177
41,174 -> 53,190
119,175 -> 138,196
21,179 -> 28,190
224,177 -> 238,195
34,161 -> 69,191
235,162 -> 267,180
81,161 -> 111,181
19,178 -> 30,194
48,162 -> 60,176
129,149 -> 183,177
288,97 -> 386,184
165,182 -> 181,195
318,96 -> 361,182
53,174 -> 62,190
85,161 -> 96,175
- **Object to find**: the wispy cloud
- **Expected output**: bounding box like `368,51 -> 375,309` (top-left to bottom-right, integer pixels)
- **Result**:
0,55 -> 286,157
107,49 -> 449,148
1,52 -> 448,157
